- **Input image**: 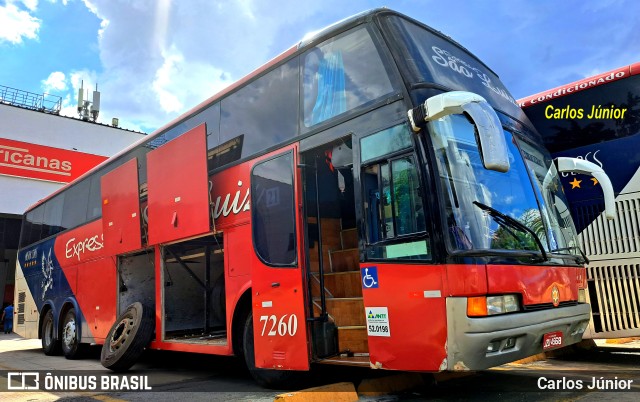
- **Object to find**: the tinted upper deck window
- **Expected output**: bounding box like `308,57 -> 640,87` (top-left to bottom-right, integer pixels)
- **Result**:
220,58 -> 299,161
303,26 -> 395,127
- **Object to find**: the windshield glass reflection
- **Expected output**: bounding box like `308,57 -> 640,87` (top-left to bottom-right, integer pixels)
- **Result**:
429,114 -> 580,259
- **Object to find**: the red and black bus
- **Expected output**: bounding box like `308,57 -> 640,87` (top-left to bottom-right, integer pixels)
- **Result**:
15,9 -> 610,386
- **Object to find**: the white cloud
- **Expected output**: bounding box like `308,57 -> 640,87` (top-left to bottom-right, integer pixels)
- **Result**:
42,71 -> 68,92
153,46 -> 233,114
21,0 -> 39,11
58,93 -> 78,118
0,2 -> 41,44
69,69 -> 98,92
68,0 -> 339,132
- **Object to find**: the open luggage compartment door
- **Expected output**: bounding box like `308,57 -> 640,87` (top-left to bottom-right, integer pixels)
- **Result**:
101,158 -> 142,255
146,124 -> 210,245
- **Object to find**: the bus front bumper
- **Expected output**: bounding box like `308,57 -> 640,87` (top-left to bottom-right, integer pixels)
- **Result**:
445,297 -> 590,371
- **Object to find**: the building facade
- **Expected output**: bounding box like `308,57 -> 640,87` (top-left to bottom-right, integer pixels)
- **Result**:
0,101 -> 146,304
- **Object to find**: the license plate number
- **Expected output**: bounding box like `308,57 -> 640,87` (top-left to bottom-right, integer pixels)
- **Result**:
542,331 -> 563,350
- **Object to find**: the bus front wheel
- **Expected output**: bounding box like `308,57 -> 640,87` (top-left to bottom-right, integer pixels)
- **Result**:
41,310 -> 61,356
242,312 -> 299,388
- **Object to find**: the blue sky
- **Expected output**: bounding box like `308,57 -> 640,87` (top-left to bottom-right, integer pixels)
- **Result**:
1,0 -> 638,133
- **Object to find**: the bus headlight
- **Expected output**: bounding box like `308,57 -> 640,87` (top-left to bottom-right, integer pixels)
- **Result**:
467,295 -> 521,317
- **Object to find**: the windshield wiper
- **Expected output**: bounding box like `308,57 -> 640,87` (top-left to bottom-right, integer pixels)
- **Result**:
473,201 -> 548,262
549,246 -> 590,265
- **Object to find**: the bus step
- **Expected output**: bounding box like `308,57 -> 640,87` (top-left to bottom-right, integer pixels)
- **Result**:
328,248 -> 359,272
313,297 -> 365,327
337,326 -> 368,354
310,271 -> 362,298
340,228 -> 358,249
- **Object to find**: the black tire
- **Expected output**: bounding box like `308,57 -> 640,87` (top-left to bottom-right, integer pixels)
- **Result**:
61,307 -> 85,359
242,311 -> 298,388
101,302 -> 155,372
41,310 -> 61,356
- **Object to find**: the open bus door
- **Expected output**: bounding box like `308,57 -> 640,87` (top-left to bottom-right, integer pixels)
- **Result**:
250,147 -> 310,371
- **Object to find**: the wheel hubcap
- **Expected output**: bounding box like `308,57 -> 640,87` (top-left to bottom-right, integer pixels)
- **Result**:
109,316 -> 135,352
63,319 -> 76,347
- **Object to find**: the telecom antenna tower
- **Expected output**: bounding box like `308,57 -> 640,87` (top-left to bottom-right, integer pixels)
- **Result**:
77,80 -> 101,122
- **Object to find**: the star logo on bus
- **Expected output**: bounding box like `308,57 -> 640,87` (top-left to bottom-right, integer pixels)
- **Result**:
551,286 -> 560,307
591,178 -> 599,186
569,178 -> 582,189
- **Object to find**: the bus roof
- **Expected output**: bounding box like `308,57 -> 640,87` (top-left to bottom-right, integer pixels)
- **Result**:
25,8 -> 497,212
26,10 -> 393,213
518,62 -> 640,108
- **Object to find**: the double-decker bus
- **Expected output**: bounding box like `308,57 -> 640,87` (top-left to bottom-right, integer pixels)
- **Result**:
520,62 -> 640,339
14,9 -> 614,386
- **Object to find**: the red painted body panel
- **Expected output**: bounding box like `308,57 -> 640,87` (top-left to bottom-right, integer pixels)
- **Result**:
147,124 -> 210,244
54,220 -> 113,342
76,259 -> 117,341
226,224 -> 252,278
64,265 -> 78,296
54,219 -> 105,265
223,224 -> 253,349
486,265 -> 579,305
101,158 -> 142,255
154,245 -> 162,343
360,263 -> 581,371
445,264 -> 487,296
149,340 -> 231,355
251,264 -> 309,369
250,145 -> 310,371
362,263 -> 447,371
209,162 -> 252,230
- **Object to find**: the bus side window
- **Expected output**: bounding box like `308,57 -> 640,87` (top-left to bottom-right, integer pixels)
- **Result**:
364,157 -> 426,241
220,58 -> 299,163
20,205 -> 44,247
42,194 -> 65,238
302,27 -> 395,128
360,125 -> 430,261
251,152 -> 297,267
61,180 -> 91,230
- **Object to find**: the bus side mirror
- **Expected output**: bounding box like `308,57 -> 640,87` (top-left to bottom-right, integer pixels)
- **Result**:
408,91 -> 509,173
556,157 -> 616,220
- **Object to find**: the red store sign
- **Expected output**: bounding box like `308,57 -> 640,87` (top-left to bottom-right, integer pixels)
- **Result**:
0,138 -> 107,183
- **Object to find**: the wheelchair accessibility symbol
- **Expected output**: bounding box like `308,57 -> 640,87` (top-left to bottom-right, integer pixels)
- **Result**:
361,266 -> 379,289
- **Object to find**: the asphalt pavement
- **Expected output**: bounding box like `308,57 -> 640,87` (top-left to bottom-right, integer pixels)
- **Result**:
3,332 -> 640,401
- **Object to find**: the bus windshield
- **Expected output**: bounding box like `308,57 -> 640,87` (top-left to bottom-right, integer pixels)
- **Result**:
381,14 -> 523,119
429,114 -> 580,260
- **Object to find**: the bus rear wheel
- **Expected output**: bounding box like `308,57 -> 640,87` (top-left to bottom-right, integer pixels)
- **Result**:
101,302 -> 155,372
61,307 -> 84,359
242,312 -> 300,388
41,310 -> 61,356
